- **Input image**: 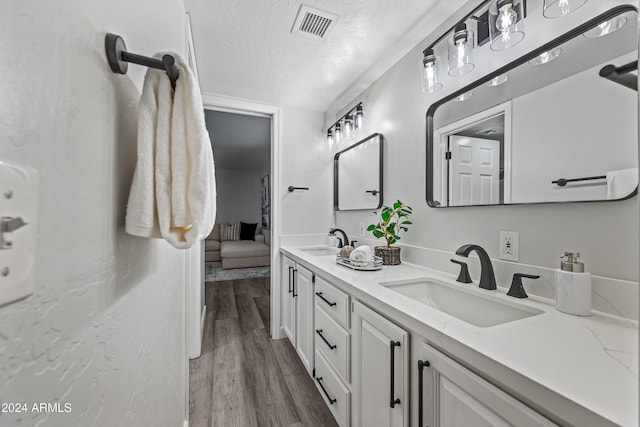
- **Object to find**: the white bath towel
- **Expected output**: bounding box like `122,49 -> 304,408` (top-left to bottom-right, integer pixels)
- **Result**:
349,245 -> 374,263
606,168 -> 638,200
125,53 -> 216,249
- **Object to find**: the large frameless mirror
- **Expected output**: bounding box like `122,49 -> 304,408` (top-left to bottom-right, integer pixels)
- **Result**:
427,6 -> 638,207
334,133 -> 384,210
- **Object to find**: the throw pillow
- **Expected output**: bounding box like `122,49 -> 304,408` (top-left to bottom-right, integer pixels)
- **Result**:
221,223 -> 240,241
240,222 -> 258,241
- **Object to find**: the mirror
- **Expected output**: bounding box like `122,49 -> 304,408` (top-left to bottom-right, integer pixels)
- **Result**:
427,6 -> 638,207
334,133 -> 383,210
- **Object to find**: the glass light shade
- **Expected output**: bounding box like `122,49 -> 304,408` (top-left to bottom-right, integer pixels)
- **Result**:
456,91 -> 473,102
355,105 -> 364,129
327,129 -> 333,146
529,47 -> 562,65
421,49 -> 443,94
334,122 -> 342,143
583,16 -> 627,38
543,0 -> 588,18
448,23 -> 475,77
487,74 -> 509,86
489,0 -> 525,51
344,115 -> 353,138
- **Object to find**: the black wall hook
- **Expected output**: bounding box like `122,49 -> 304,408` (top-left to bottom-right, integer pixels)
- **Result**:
105,33 -> 179,89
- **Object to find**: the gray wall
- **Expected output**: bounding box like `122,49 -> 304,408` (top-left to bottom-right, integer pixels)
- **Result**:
215,168 -> 262,225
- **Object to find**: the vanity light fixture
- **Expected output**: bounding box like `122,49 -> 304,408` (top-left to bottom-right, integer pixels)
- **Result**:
583,16 -> 627,38
543,0 -> 588,18
421,48 -> 443,94
487,73 -> 509,86
489,0 -> 525,51
448,23 -> 475,76
529,47 -> 562,65
326,102 -> 363,146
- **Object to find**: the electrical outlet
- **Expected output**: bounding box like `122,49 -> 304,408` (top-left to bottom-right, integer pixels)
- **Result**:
359,221 -> 366,237
499,231 -> 519,261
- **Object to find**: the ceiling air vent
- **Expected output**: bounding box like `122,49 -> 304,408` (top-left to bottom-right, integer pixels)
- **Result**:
291,5 -> 338,40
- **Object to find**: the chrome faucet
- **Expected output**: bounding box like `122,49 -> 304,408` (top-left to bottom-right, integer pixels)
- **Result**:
454,244 -> 497,290
328,228 -> 349,248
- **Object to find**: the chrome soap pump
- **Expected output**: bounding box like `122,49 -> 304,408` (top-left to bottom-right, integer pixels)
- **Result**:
555,252 -> 591,316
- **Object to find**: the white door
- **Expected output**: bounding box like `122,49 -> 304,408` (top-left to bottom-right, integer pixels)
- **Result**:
295,264 -> 314,374
417,343 -> 558,427
281,256 -> 296,345
449,135 -> 500,206
353,301 -> 408,427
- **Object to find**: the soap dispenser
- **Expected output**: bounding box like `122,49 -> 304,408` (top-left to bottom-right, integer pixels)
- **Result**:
555,252 -> 591,316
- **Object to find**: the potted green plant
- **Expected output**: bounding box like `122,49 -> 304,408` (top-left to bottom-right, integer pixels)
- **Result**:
367,200 -> 413,265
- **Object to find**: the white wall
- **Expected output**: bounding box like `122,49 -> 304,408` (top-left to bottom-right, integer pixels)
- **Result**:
327,0 -> 638,283
280,107 -> 333,235
0,1 -> 189,426
215,168 -> 262,225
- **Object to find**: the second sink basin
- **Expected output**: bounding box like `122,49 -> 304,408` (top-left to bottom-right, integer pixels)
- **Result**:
299,246 -> 340,256
382,279 -> 543,327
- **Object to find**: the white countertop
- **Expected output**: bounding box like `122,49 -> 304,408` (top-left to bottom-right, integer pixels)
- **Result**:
281,245 -> 639,427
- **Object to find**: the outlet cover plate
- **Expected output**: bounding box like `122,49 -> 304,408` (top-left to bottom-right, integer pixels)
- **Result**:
499,231 -> 519,262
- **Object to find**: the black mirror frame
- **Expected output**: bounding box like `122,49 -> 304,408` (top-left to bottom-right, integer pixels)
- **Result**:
334,133 -> 384,211
426,5 -> 638,208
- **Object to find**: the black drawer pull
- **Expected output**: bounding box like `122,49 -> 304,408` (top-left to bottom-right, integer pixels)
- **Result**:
292,269 -> 298,298
288,266 -> 293,293
418,360 -> 430,427
390,340 -> 401,408
315,291 -> 337,307
316,377 -> 337,405
315,329 -> 337,350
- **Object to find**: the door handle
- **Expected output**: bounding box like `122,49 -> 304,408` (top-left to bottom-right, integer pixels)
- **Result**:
292,269 -> 298,298
315,329 -> 337,350
315,377 -> 337,405
418,360 -> 430,427
390,340 -> 401,408
288,266 -> 293,293
315,292 -> 337,307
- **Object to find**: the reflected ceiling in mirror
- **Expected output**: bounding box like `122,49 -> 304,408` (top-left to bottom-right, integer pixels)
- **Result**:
427,6 -> 638,207
334,133 -> 383,211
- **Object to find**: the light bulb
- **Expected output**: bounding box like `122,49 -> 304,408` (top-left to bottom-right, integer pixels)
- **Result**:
496,2 -> 517,33
448,23 -> 474,76
334,123 -> 342,142
543,0 -> 587,18
327,129 -> 333,147
558,0 -> 570,16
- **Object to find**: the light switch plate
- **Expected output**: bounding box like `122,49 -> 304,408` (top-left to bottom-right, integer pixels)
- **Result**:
0,161 -> 38,307
499,231 -> 519,262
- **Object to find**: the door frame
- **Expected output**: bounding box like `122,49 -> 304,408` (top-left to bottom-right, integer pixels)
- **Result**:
433,101 -> 512,206
200,92 -> 284,340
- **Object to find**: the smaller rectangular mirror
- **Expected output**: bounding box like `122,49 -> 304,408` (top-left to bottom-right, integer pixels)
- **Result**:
334,133 -> 383,210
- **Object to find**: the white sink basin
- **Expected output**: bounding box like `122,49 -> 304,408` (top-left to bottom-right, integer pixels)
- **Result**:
382,279 -> 543,327
299,246 -> 339,256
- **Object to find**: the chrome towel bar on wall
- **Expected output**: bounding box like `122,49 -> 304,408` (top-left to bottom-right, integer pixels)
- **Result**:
105,33 -> 179,89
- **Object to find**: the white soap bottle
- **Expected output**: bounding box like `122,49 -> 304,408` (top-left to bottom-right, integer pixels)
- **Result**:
555,252 -> 591,316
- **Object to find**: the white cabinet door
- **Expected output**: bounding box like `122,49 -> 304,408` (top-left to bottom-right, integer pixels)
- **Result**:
281,256 -> 296,346
417,343 -> 557,427
295,264 -> 314,374
353,301 -> 408,427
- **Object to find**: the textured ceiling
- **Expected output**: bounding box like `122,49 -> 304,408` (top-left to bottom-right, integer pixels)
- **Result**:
205,110 -> 271,170
185,0 -> 468,111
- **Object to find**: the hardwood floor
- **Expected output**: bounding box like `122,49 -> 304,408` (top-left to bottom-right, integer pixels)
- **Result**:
189,277 -> 338,427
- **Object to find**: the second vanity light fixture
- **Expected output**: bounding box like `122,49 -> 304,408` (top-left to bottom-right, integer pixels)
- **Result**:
327,102 -> 364,146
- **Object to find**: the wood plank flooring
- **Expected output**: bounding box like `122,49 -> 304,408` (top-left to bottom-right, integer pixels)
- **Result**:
189,277 -> 338,427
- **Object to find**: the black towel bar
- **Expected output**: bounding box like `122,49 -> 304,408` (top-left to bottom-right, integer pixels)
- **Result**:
599,60 -> 637,91
105,33 -> 179,89
552,175 -> 606,187
288,186 -> 309,193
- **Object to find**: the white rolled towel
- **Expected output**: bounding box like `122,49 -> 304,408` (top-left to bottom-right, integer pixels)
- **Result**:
349,245 -> 374,263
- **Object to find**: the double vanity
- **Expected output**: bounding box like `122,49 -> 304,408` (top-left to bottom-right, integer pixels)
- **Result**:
279,244 -> 638,427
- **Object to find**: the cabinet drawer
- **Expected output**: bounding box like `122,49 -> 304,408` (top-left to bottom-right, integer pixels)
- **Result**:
315,302 -> 350,383
315,350 -> 351,427
315,276 -> 350,328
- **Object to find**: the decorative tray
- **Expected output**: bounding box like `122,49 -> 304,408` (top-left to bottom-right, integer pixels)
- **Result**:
335,255 -> 384,271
